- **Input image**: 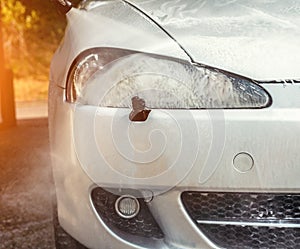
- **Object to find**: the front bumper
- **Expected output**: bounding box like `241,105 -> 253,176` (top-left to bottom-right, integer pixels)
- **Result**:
49,83 -> 300,249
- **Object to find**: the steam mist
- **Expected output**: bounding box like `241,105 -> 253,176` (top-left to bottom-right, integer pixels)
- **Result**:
0,119 -> 55,248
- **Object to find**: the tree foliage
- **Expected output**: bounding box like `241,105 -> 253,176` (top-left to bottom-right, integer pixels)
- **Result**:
1,0 -> 67,79
1,0 -> 38,72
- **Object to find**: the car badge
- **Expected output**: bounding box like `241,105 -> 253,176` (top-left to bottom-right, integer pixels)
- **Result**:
129,96 -> 151,122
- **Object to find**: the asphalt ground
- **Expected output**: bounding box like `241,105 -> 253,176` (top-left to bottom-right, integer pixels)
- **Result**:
0,118 -> 55,248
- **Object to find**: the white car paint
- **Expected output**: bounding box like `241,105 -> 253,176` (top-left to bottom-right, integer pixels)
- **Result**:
49,1 -> 300,248
126,0 -> 300,81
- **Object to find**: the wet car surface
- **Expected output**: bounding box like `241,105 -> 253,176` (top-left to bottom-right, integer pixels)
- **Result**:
49,1 -> 300,248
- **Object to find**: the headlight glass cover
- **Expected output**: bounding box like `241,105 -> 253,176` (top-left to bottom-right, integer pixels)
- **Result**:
66,48 -> 271,109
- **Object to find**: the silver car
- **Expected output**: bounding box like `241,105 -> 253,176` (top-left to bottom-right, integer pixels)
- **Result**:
49,0 -> 300,248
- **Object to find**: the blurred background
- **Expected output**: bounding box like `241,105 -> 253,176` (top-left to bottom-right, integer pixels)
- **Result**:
0,0 -> 80,121
3,0 -> 64,99
0,2 -> 79,247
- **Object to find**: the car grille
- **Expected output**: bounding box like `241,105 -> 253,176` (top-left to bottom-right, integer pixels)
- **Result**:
181,192 -> 300,249
90,187 -> 164,241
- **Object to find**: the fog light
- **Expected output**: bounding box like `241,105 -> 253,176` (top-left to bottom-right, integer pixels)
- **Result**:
115,195 -> 140,219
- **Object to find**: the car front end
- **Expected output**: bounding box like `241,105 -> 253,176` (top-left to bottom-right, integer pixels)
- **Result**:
49,1 -> 300,248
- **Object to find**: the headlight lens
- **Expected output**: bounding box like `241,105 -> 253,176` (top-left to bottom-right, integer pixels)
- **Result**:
66,48 -> 271,109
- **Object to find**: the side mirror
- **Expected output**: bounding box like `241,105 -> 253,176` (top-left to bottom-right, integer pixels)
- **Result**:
51,0 -> 73,14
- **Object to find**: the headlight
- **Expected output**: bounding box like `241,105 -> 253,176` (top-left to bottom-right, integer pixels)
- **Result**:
66,48 -> 271,109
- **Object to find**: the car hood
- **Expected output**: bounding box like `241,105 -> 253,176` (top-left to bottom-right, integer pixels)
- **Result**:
125,0 -> 300,81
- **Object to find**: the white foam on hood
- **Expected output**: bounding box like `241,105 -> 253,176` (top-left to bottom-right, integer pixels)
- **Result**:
126,0 -> 300,80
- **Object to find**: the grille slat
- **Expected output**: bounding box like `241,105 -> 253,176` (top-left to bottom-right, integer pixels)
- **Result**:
181,192 -> 300,248
198,224 -> 300,249
182,192 -> 300,224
